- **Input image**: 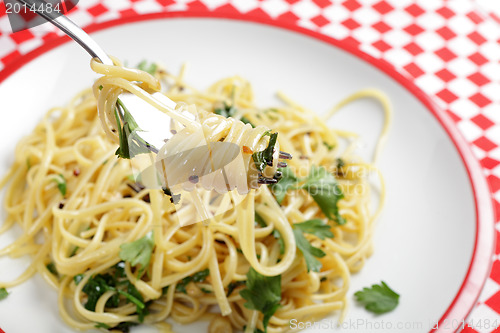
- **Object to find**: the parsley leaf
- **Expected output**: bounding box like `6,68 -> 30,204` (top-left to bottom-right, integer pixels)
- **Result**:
240,267 -> 281,332
81,268 -> 148,322
214,103 -> 254,127
136,60 -> 158,75
94,323 -> 110,329
119,231 -> 155,278
52,174 -> 67,197
301,165 -> 346,225
226,281 -> 246,297
46,262 -> 59,277
0,288 -> 8,300
114,100 -> 152,159
252,133 -> 278,174
270,167 -> 297,204
192,269 -> 210,282
175,269 -> 210,294
354,281 -> 399,314
292,228 -> 325,273
293,219 -> 333,240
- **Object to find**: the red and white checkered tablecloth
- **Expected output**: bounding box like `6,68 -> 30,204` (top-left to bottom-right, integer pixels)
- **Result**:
0,0 -> 499,332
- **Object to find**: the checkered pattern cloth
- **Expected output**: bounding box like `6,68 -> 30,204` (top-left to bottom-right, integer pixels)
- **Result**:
0,0 -> 499,331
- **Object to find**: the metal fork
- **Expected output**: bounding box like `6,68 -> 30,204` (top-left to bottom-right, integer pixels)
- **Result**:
16,0 -> 291,185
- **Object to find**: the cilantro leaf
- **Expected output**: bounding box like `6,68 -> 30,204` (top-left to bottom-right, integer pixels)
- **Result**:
301,165 -> 346,225
270,167 -> 297,204
293,219 -> 333,240
136,60 -> 158,75
292,229 -> 325,273
0,288 -> 8,300
252,133 -> 278,174
52,174 -> 67,197
119,231 -> 155,277
239,267 -> 281,332
354,281 -> 399,314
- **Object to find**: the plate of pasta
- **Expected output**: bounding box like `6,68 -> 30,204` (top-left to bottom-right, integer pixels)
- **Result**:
0,13 -> 495,333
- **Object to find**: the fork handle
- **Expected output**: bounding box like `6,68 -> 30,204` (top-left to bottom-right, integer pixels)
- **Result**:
15,0 -> 114,65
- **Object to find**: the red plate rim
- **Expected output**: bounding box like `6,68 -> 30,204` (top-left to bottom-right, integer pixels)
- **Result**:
0,10 -> 496,333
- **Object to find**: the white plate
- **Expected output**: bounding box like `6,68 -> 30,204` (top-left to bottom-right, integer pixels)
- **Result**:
0,18 -> 494,333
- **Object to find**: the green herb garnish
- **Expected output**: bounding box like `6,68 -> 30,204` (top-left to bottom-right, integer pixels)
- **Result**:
52,174 -> 67,196
119,231 -> 155,278
175,269 -> 210,294
354,281 -> 400,314
136,60 -> 158,75
252,132 -> 278,173
240,268 -> 281,333
270,167 -> 297,204
0,288 -> 8,300
301,165 -> 346,224
214,103 -> 254,127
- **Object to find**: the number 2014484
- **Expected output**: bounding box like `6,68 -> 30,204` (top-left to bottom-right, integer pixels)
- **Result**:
5,2 -> 63,15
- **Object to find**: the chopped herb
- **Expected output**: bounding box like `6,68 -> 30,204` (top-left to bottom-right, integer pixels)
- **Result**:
270,167 -> 297,204
46,262 -> 59,277
74,274 -> 84,285
0,288 -> 8,300
252,132 -> 278,173
114,100 -> 152,159
119,231 -> 155,278
301,165 -> 346,225
201,288 -> 212,294
262,130 -> 272,136
176,269 -> 210,294
26,158 -> 31,170
323,141 -> 334,150
136,60 -> 158,75
240,268 -> 281,333
192,269 -> 210,282
81,271 -> 148,322
98,85 -> 103,90
336,158 -> 345,169
320,277 -> 327,282
70,246 -> 79,257
255,212 -> 267,228
354,281 -> 399,314
95,322 -> 110,329
292,228 -> 325,273
52,174 -> 67,197
226,281 -> 246,297
293,219 -> 333,240
109,321 -> 138,333
214,103 -> 254,127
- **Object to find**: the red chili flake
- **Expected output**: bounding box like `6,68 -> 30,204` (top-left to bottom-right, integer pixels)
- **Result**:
242,146 -> 253,154
73,168 -> 80,176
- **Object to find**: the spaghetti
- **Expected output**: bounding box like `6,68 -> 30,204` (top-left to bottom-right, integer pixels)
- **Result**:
0,59 -> 390,333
